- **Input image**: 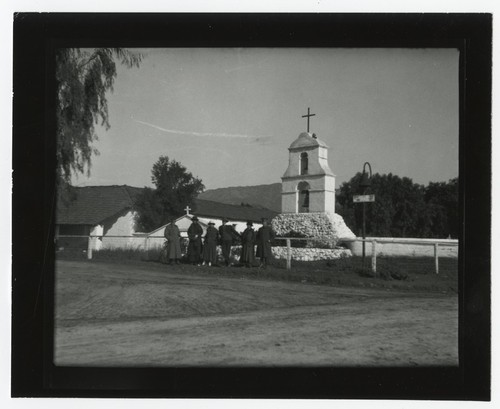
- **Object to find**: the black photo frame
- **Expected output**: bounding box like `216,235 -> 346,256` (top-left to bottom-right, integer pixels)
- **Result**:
12,13 -> 491,399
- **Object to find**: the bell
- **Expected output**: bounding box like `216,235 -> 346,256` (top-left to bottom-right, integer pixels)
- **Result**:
359,172 -> 371,190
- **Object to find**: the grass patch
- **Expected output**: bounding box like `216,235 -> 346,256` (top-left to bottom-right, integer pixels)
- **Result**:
56,247 -> 162,262
56,249 -> 458,294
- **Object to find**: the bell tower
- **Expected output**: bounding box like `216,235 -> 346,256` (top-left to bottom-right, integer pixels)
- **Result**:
281,131 -> 336,214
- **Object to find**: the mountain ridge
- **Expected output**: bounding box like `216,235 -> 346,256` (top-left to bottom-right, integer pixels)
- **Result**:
198,183 -> 282,213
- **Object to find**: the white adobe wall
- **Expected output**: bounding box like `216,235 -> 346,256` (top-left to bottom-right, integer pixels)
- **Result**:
99,210 -> 142,250
148,216 -> 263,241
281,175 -> 336,214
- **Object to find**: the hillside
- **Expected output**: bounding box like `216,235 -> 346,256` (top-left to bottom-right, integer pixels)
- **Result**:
198,183 -> 282,213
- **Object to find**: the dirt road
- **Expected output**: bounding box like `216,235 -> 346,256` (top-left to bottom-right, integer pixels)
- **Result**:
55,260 -> 458,367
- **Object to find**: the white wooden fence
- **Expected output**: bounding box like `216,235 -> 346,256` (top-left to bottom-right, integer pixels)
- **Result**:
56,234 -> 458,275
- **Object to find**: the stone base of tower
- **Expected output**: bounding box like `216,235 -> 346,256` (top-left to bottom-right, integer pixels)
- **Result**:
271,212 -> 356,248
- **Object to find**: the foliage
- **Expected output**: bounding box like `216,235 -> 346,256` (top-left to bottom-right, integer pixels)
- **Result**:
56,48 -> 142,191
337,173 -> 458,238
134,156 -> 205,231
424,178 -> 459,238
133,187 -> 164,232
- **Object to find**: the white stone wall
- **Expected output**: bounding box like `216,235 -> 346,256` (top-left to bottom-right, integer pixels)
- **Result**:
281,190 -> 298,213
271,212 -> 356,247
209,245 -> 351,262
272,246 -> 352,261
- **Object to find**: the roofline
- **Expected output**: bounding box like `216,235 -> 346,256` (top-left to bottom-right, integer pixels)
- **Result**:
147,215 -> 209,236
57,206 -> 134,226
194,198 -> 278,214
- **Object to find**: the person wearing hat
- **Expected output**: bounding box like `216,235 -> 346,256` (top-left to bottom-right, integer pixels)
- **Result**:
163,216 -> 182,264
256,218 -> 275,268
187,216 -> 203,265
218,217 -> 240,266
240,221 -> 256,268
202,221 -> 219,266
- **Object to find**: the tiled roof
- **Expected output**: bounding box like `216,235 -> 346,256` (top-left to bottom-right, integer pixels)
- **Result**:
192,198 -> 278,223
57,185 -> 142,225
56,185 -> 278,226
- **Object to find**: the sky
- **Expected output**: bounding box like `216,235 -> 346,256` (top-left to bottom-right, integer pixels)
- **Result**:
73,47 -> 459,191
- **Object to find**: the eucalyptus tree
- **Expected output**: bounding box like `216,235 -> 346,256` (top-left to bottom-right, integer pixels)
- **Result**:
56,48 -> 142,192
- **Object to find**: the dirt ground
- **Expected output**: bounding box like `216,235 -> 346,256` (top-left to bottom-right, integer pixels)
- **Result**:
54,260 -> 458,367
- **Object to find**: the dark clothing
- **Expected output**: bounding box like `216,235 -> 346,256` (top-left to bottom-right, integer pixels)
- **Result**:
218,224 -> 240,265
203,226 -> 219,264
256,225 -> 275,260
240,227 -> 255,266
220,241 -> 232,265
187,222 -> 203,264
164,224 -> 182,260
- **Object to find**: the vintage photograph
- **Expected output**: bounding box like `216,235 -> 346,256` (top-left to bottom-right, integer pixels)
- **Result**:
53,47 -> 460,367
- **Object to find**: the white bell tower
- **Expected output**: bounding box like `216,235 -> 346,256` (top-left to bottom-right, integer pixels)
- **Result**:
281,131 -> 336,214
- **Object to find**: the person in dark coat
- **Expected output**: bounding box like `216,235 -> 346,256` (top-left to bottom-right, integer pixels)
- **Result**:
202,221 -> 219,266
240,221 -> 255,268
218,218 -> 240,266
256,218 -> 275,268
164,217 -> 182,264
187,216 -> 203,265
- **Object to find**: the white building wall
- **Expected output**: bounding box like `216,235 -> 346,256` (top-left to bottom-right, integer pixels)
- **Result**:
282,174 -> 336,214
99,210 -> 140,250
147,215 -> 264,249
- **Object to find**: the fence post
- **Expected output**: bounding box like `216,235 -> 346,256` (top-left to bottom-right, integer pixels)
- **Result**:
371,240 -> 377,275
434,242 -> 439,274
286,239 -> 291,270
145,236 -> 150,261
87,235 -> 93,260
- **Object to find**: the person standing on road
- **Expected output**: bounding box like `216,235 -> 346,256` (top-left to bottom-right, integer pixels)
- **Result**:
202,221 -> 219,266
218,218 -> 240,266
240,221 -> 256,268
187,216 -> 203,265
256,218 -> 275,268
163,216 -> 182,264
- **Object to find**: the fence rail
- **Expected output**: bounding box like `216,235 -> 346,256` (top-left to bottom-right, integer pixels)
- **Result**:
55,234 -> 458,274
343,238 -> 458,275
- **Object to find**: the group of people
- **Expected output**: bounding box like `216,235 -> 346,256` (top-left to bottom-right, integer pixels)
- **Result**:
163,216 -> 275,268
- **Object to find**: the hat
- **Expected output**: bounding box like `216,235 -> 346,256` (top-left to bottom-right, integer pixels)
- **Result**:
246,221 -> 253,226
208,221 -> 215,225
191,216 -> 199,221
222,218 -> 228,223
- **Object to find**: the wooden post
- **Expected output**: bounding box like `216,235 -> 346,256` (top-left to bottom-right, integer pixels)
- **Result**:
371,240 -> 377,275
87,235 -> 93,260
434,243 -> 439,274
145,236 -> 150,261
286,239 -> 291,270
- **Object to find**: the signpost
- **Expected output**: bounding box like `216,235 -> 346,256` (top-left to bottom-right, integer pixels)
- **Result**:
353,194 -> 375,203
356,162 -> 374,271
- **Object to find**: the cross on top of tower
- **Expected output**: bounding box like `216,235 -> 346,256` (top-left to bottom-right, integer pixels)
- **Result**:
301,107 -> 316,133
184,206 -> 191,215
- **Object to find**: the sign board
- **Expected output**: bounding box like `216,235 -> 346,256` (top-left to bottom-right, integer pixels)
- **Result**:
353,194 -> 375,203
